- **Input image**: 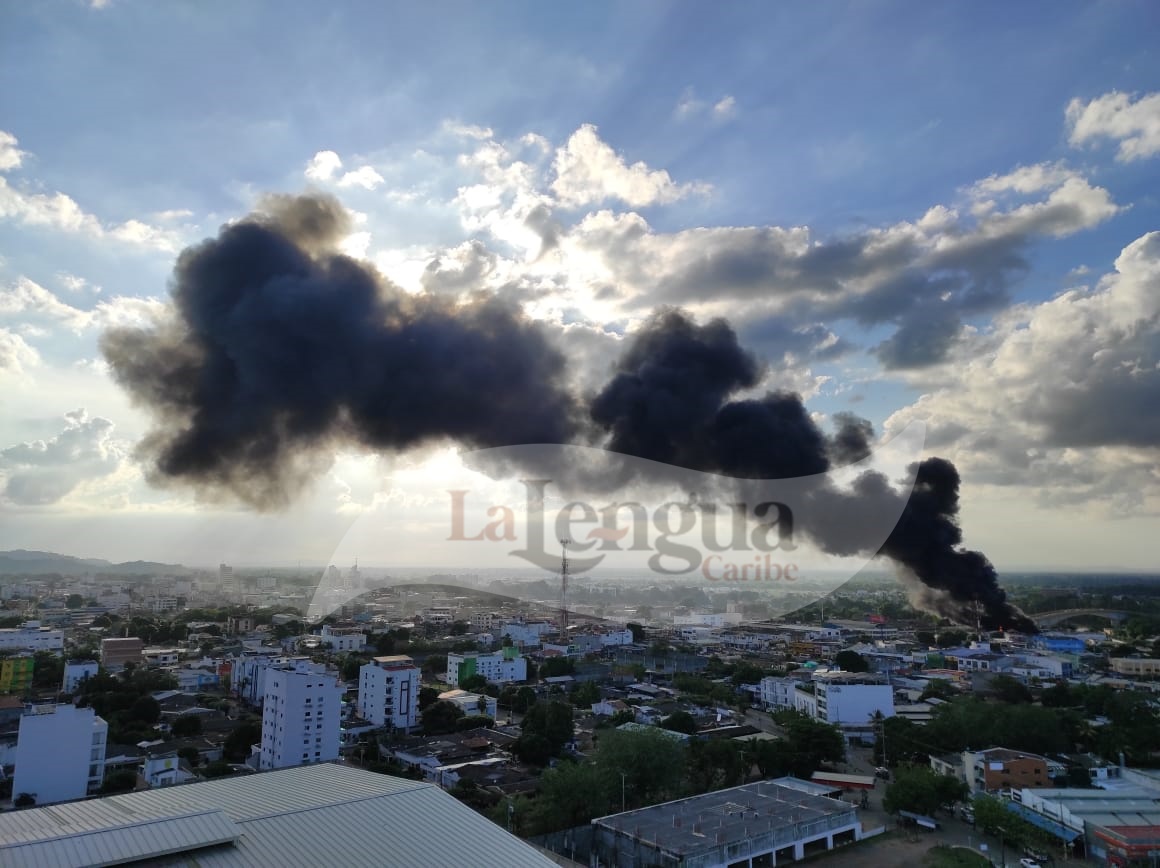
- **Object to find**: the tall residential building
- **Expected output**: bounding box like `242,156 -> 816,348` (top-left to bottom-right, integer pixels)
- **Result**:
446,648 -> 527,686
13,704 -> 107,805
100,637 -> 144,672
357,656 -> 419,730
259,665 -> 343,770
219,563 -> 236,596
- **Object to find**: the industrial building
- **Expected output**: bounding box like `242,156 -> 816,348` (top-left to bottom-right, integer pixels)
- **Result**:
0,763 -> 557,867
591,778 -> 863,868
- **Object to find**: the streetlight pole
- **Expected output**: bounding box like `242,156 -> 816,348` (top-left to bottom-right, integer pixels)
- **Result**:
621,771 -> 627,812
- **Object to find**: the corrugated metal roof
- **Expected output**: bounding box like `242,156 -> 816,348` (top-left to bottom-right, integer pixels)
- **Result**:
0,764 -> 555,868
0,809 -> 238,868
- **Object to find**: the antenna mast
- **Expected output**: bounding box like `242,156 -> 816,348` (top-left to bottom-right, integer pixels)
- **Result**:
559,539 -> 570,644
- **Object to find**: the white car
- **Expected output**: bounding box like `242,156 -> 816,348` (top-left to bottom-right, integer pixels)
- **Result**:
1019,859 -> 1041,868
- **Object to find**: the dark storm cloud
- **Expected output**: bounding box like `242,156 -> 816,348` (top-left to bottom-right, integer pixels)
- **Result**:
100,193 -> 583,508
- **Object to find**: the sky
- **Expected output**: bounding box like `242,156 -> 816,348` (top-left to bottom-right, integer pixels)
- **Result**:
0,0 -> 1158,573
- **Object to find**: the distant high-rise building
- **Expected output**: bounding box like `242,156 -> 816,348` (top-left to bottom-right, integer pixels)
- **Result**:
357,656 -> 419,730
219,563 -> 235,595
13,704 -> 106,805
259,666 -> 343,770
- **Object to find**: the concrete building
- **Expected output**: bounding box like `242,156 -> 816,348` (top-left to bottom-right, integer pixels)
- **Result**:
13,704 -> 107,806
591,778 -> 863,868
0,621 -> 64,654
500,621 -> 552,647
962,747 -> 1064,793
1110,657 -> 1160,678
437,689 -> 497,719
447,648 -> 527,686
759,676 -> 797,711
802,671 -> 895,726
143,648 -> 181,667
0,763 -> 556,868
100,637 -> 144,672
62,659 -> 99,694
319,624 -> 367,653
357,655 -> 419,731
259,665 -> 343,770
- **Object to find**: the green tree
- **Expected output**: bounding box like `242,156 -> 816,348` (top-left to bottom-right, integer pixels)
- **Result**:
919,679 -> 958,702
100,769 -> 138,794
571,680 -> 600,707
129,695 -> 161,726
834,650 -> 870,673
459,673 -> 488,692
223,722 -> 261,761
988,675 -> 1033,704
421,700 -> 466,735
685,739 -> 747,793
626,622 -> 646,643
31,650 -> 64,689
418,686 -> 440,710
523,761 -> 614,834
170,715 -> 203,738
660,710 -> 698,735
521,700 -> 574,753
540,657 -> 576,679
66,593 -> 85,609
592,728 -> 687,808
177,746 -> 201,767
882,765 -> 968,816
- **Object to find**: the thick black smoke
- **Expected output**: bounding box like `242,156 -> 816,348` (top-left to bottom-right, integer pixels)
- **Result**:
588,310 -> 1036,633
100,194 -> 581,507
102,193 -> 1033,631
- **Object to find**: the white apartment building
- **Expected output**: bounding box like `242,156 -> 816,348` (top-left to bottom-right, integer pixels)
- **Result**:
143,648 -> 181,667
447,649 -> 527,686
319,624 -> 367,653
233,654 -> 325,706
0,621 -> 64,654
500,622 -> 552,647
810,672 -> 895,725
470,612 -> 498,632
357,656 -> 420,731
13,704 -> 107,805
62,660 -> 99,694
759,676 -> 797,711
436,689 -> 498,719
259,666 -> 343,770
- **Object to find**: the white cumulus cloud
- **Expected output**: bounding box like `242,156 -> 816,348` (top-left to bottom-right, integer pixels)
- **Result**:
1066,90 -> 1160,162
551,123 -> 708,208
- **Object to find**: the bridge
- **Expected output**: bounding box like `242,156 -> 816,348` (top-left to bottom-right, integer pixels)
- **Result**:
1032,608 -> 1131,628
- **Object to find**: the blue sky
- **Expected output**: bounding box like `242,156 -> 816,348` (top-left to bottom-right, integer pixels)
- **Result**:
1,0 -> 1158,570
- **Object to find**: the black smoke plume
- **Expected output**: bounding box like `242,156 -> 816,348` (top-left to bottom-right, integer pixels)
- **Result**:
100,194 -> 581,507
587,310 -> 1036,633
102,193 -> 1034,632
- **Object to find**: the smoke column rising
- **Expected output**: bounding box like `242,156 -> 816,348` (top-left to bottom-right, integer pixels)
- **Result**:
101,193 -> 1036,632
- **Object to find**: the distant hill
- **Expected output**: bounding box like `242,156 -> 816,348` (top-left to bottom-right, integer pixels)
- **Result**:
0,550 -> 192,577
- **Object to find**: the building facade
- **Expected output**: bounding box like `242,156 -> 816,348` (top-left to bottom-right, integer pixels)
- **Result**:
13,704 -> 107,805
62,659 -> 99,693
357,656 -> 420,730
0,622 -> 64,654
259,666 -> 343,770
447,648 -> 527,686
100,637 -> 144,671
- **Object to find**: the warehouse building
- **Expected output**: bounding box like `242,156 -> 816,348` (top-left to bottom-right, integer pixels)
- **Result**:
0,763 -> 556,867
591,778 -> 862,868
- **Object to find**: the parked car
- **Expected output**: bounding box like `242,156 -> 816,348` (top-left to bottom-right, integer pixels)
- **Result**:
1019,859 -> 1041,868
874,766 -> 890,779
